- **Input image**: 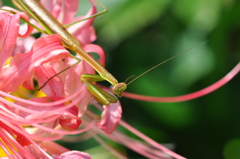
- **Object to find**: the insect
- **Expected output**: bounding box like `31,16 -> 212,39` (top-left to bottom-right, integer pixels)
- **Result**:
11,0 -> 127,106
10,0 -> 206,106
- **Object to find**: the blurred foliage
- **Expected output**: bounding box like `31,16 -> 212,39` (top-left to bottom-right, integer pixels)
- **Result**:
3,0 -> 240,158
93,0 -> 240,159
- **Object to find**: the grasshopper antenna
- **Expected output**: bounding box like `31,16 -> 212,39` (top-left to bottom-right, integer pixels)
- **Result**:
126,41 -> 209,85
124,75 -> 135,83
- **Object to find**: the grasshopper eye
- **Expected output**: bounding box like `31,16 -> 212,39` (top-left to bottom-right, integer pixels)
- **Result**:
112,83 -> 127,98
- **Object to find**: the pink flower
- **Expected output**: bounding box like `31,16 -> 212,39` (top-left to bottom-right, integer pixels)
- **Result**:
0,9 -> 91,158
0,2 -> 105,158
1,1 -> 239,159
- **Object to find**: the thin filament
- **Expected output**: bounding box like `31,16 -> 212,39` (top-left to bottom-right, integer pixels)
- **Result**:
123,62 -> 240,102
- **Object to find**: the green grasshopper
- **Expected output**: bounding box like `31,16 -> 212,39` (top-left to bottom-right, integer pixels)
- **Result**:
10,0 -> 206,106
11,0 -> 127,106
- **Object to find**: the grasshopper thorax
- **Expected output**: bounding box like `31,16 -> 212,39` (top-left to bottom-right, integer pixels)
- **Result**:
112,82 -> 127,98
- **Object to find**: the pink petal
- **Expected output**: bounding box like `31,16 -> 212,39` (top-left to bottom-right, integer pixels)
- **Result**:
64,57 -> 94,116
84,44 -> 106,67
64,56 -> 95,94
67,0 -> 97,46
12,36 -> 36,55
59,116 -> 82,131
0,34 -> 69,92
40,0 -> 97,46
0,121 -> 32,147
73,26 -> 96,47
40,0 -> 79,25
0,11 -> 20,74
1,6 -> 34,38
96,102 -> 122,134
71,0 -> 97,29
59,104 -> 81,130
53,151 -> 92,159
22,76 -> 35,90
35,63 -> 65,97
62,57 -> 84,95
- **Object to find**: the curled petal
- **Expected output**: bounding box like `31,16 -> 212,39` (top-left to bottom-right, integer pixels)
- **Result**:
0,34 -> 69,92
53,151 -> 92,159
84,44 -> 106,67
1,6 -> 34,38
71,0 -> 97,30
0,11 -> 20,73
59,106 -> 82,130
59,116 -> 82,131
96,102 -> 122,134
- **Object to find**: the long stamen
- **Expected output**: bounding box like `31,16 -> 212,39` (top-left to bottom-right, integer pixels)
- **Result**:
123,63 -> 240,102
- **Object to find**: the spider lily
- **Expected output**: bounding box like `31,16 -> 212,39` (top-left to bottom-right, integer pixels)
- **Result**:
0,8 -> 92,158
0,2 -> 184,158
1,0 -> 239,159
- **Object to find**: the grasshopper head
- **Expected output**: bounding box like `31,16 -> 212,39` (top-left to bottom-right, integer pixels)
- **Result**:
112,83 -> 127,98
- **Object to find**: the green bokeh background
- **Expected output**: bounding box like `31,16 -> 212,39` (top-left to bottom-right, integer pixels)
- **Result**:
93,1 -> 240,158
3,0 -> 240,158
